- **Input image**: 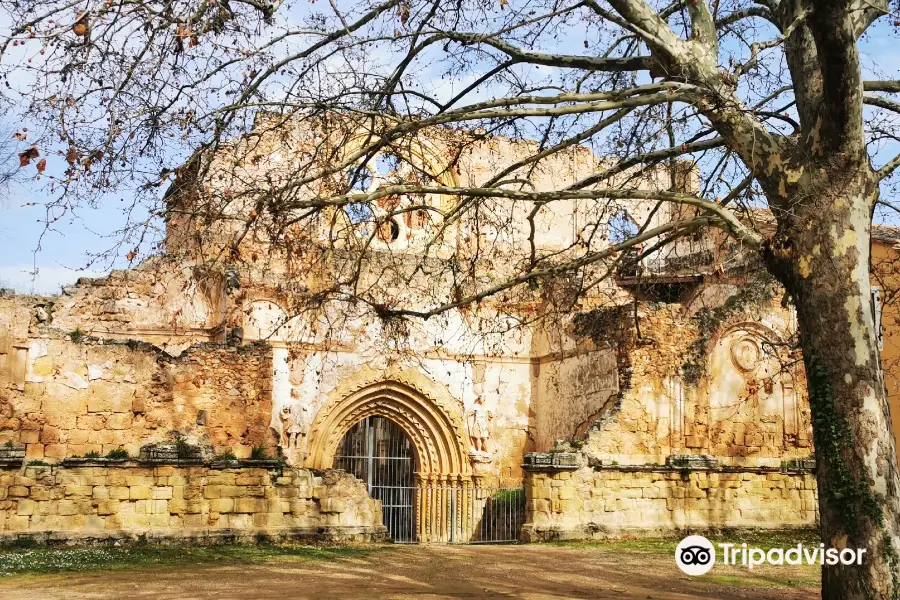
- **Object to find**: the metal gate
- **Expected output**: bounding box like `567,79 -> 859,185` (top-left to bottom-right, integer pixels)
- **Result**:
333,416 -> 524,544
334,416 -> 417,542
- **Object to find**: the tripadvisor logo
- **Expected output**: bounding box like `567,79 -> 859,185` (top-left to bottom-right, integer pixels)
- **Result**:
676,535 -> 716,576
675,535 -> 868,575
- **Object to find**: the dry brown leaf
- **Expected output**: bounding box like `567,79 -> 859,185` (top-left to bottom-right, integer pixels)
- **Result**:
19,146 -> 39,167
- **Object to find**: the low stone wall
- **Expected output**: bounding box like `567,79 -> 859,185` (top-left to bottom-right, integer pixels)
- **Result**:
521,466 -> 818,541
0,463 -> 385,544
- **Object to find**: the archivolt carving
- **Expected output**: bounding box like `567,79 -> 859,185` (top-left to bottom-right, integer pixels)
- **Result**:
306,366 -> 470,476
710,320 -> 789,353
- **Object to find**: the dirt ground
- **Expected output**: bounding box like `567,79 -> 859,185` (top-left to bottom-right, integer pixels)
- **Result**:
0,543 -> 819,599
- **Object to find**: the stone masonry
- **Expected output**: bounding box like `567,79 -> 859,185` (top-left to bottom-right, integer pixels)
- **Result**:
0,463 -> 384,543
521,465 -> 817,541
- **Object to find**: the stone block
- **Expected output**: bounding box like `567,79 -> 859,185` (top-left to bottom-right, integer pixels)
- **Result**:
320,498 -> 346,514
183,514 -> 204,528
25,444 -> 44,459
29,486 -> 51,501
557,486 -> 576,500
234,498 -> 265,513
7,515 -> 30,530
210,498 -> 234,513
126,475 -> 153,487
149,513 -> 169,527
221,486 -> 241,498
109,486 -> 130,500
32,356 -> 54,377
532,486 -> 551,500
19,430 -> 40,445
8,486 -> 29,498
58,500 -> 77,516
44,444 -> 67,459
16,499 -> 35,516
130,486 -> 151,500
152,487 -> 173,500
106,414 -> 132,430
236,474 -> 262,486
97,500 -> 119,515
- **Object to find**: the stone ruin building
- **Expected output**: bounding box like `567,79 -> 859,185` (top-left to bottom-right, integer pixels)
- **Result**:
5,116 -> 896,544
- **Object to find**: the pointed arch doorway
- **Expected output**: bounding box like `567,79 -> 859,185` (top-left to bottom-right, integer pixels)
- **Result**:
334,417 -> 416,542
306,379 -> 524,544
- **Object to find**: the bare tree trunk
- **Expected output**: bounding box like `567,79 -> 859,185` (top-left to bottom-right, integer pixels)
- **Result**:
766,170 -> 900,599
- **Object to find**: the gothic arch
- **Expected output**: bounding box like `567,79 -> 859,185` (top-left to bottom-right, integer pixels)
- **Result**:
306,369 -> 471,477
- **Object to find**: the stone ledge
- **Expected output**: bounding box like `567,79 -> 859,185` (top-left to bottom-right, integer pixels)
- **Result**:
51,458 -> 283,469
0,449 -> 26,461
0,525 -> 388,547
210,459 -> 282,470
522,452 -> 582,472
586,460 -> 816,474
522,464 -> 580,472
60,458 -> 133,467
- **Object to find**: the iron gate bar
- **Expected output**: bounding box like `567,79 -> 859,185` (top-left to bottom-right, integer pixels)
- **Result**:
334,416 -> 417,542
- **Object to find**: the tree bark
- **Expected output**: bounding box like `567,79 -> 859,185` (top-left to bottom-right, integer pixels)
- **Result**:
765,167 -> 900,599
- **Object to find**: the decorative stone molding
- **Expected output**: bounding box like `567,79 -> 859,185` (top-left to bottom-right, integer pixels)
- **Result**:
730,337 -> 761,372
666,454 -> 720,469
0,446 -> 26,462
522,452 -> 581,471
306,367 -> 471,476
781,457 -> 816,472
712,321 -> 787,358
139,441 -> 206,463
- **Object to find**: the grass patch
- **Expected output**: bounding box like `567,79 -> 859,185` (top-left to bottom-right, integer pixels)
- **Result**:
550,529 -> 820,555
550,530 -> 822,590
0,543 -> 378,577
706,571 -> 818,589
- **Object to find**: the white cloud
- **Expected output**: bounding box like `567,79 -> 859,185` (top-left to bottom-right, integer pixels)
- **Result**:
0,265 -> 104,296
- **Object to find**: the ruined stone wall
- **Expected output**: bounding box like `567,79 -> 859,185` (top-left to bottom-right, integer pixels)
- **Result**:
522,466 -> 818,540
531,348 -> 618,451
0,464 -> 383,542
577,282 -> 813,467
46,262 -> 222,352
0,295 -> 31,400
0,333 -> 275,461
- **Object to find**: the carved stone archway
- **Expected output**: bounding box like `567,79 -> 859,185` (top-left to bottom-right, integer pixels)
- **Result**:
306,373 -> 471,480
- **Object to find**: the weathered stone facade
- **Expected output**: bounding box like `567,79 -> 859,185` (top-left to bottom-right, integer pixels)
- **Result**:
0,320 -> 276,461
6,122 -> 885,542
0,462 -> 383,543
522,465 -> 817,541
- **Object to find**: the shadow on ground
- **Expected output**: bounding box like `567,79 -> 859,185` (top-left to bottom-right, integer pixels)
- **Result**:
0,543 -> 819,599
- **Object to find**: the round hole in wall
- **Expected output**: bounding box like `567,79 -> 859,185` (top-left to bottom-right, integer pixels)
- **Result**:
377,218 -> 401,242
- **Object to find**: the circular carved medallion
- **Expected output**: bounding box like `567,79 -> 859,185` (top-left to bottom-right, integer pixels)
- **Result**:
731,337 -> 761,372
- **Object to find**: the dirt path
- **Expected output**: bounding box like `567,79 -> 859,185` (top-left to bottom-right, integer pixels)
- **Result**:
0,544 -> 819,599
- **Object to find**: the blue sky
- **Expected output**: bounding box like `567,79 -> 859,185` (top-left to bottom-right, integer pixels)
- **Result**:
0,8 -> 898,295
